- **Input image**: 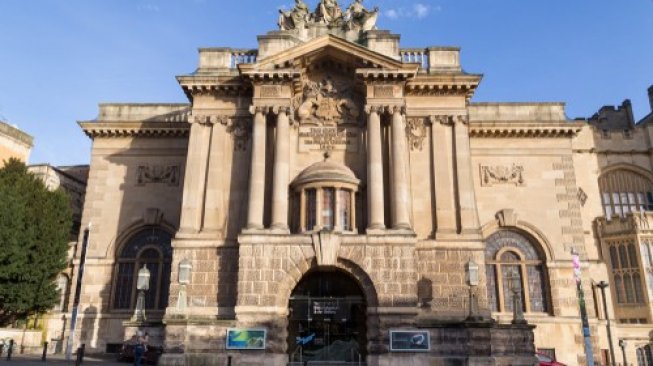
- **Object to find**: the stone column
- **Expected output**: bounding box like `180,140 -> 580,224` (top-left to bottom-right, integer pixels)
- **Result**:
246,107 -> 267,230
179,118 -> 212,233
366,106 -> 385,230
453,115 -> 481,234
270,108 -> 290,231
391,107 -> 411,230
430,115 -> 457,235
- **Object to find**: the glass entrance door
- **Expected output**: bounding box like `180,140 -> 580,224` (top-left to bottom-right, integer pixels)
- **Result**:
287,271 -> 367,363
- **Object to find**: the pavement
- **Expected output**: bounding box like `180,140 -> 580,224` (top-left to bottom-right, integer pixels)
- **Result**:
0,354 -> 126,365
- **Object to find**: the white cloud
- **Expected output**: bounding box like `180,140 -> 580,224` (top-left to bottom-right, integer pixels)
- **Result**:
385,9 -> 399,19
413,3 -> 429,19
383,2 -> 439,20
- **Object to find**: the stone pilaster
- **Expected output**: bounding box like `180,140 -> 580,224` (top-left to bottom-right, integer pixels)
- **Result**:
430,115 -> 457,236
390,106 -> 411,230
366,105 -> 385,231
179,117 -> 212,233
270,107 -> 291,232
203,118 -> 228,234
246,107 -> 267,230
453,115 -> 481,236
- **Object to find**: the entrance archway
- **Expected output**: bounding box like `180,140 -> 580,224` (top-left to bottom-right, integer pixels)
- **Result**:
287,269 -> 367,363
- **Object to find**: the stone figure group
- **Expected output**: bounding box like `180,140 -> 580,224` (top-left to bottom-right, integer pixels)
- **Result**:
278,0 -> 378,32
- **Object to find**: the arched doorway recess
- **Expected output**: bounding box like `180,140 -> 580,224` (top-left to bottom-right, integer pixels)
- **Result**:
287,269 -> 367,363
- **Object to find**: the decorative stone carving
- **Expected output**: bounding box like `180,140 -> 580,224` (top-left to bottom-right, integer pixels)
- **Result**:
311,230 -> 341,266
577,188 -> 588,206
480,164 -> 524,187
297,78 -> 360,126
374,85 -> 394,98
278,0 -> 310,30
137,165 -> 180,186
260,85 -> 281,98
429,115 -> 453,126
277,0 -> 378,34
226,117 -> 252,151
406,118 -> 427,151
496,209 -> 518,227
345,0 -> 379,32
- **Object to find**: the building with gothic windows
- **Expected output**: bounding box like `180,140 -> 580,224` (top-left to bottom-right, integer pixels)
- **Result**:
67,1 -> 653,365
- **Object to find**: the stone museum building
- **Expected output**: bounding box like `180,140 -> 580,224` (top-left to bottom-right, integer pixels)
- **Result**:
68,1 -> 653,365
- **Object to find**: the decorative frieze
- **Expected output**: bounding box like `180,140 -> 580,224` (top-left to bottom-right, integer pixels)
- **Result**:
374,85 -> 395,98
406,118 -> 427,151
260,85 -> 281,98
137,165 -> 180,186
480,164 -> 525,187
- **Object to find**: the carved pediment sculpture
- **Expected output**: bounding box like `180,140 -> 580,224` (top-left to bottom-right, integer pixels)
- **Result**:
278,0 -> 310,30
277,0 -> 378,32
296,78 -> 360,126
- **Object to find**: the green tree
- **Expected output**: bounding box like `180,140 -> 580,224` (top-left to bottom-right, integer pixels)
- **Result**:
0,158 -> 72,326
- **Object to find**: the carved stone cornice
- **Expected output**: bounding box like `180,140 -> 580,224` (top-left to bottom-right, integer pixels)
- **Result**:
356,68 -> 417,82
469,121 -> 583,138
79,122 -> 190,139
241,69 -> 301,85
405,74 -> 482,99
177,75 -> 252,99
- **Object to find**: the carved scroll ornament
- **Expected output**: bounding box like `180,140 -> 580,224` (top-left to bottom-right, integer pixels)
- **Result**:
480,164 -> 524,187
406,118 -> 427,151
137,165 -> 180,186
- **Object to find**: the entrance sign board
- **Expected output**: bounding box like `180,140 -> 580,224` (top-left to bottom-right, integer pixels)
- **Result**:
226,328 -> 266,350
389,330 -> 430,352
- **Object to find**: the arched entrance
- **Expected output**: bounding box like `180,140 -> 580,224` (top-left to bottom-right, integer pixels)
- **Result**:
287,269 -> 367,363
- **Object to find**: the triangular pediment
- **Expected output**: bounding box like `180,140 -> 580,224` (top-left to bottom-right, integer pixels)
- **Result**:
239,35 -> 414,73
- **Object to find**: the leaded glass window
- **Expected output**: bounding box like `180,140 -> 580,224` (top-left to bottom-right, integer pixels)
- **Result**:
485,231 -> 550,314
599,169 -> 653,219
607,241 -> 645,305
112,228 -> 172,310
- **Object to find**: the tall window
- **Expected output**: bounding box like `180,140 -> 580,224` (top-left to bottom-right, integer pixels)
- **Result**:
113,228 -> 172,310
607,240 -> 645,304
485,231 -> 550,314
599,169 -> 653,219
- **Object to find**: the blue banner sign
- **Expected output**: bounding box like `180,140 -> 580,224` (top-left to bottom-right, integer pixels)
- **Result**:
389,330 -> 430,352
226,328 -> 266,350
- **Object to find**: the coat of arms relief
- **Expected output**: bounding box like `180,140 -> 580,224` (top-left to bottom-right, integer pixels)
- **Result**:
294,70 -> 363,153
295,76 -> 362,126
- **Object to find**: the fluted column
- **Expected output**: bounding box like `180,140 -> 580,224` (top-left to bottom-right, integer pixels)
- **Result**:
366,106 -> 385,230
271,107 -> 290,231
453,115 -> 481,234
391,106 -> 411,230
246,107 -> 267,230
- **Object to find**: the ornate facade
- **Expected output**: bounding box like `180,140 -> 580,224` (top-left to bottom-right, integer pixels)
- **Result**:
69,2 -> 653,365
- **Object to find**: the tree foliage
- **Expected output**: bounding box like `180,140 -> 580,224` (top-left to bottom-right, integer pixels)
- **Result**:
0,159 -> 72,326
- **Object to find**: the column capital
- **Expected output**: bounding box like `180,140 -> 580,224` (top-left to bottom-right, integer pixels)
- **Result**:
272,106 -> 292,116
249,105 -> 272,115
365,105 -> 382,115
454,114 -> 469,125
429,115 -> 453,126
390,105 -> 406,115
189,114 -> 230,126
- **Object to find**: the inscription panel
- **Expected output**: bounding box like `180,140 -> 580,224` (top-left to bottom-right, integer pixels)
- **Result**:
298,126 -> 359,152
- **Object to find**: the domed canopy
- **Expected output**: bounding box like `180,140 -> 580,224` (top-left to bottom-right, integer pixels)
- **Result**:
292,159 -> 360,188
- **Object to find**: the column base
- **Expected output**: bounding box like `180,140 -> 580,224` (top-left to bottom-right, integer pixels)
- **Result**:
269,224 -> 290,234
367,226 -> 386,235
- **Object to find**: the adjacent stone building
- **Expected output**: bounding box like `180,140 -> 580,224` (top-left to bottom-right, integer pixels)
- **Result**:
0,120 -> 33,165
68,2 -> 653,365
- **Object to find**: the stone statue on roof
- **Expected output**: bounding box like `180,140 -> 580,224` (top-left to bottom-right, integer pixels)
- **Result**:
278,0 -> 310,30
345,0 -> 378,31
314,0 -> 344,26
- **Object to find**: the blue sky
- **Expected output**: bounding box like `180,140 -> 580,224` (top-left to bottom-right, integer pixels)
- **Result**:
0,0 -> 652,166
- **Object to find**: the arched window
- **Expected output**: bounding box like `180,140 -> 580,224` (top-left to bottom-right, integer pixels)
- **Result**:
606,240 -> 645,304
485,231 -> 550,314
112,228 -> 172,310
292,158 -> 359,233
599,169 -> 653,219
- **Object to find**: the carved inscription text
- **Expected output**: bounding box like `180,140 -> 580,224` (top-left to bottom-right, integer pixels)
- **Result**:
298,126 -> 359,152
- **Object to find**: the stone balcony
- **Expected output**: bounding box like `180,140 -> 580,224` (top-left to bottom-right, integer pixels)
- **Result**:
596,211 -> 653,237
